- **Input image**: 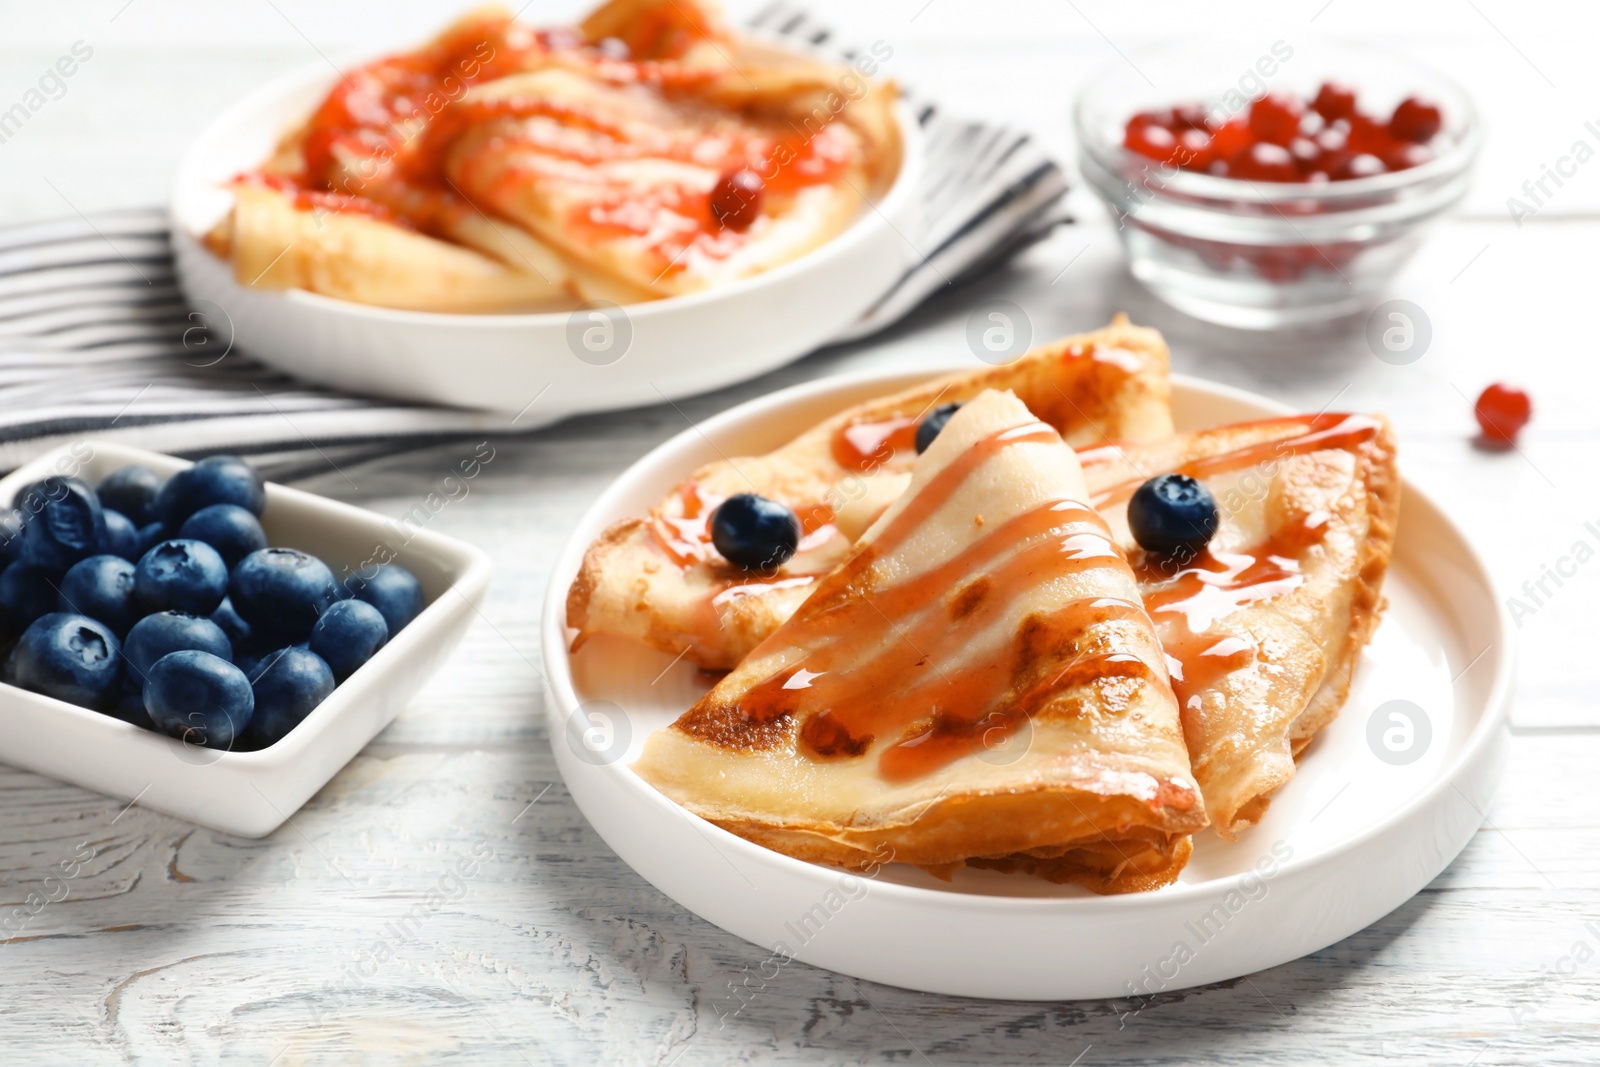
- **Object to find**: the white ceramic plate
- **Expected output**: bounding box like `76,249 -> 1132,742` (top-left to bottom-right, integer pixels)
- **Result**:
0,442 -> 491,838
541,369 -> 1512,1001
169,53 -> 922,421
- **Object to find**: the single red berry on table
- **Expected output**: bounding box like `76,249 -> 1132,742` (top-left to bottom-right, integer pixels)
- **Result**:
1248,92 -> 1304,146
710,169 -> 764,231
1311,81 -> 1358,122
1390,96 -> 1442,143
1474,383 -> 1532,445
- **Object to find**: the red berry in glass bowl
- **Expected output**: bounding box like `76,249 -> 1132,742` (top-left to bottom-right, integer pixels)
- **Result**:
1125,120 -> 1178,162
1289,137 -> 1321,172
1311,81 -> 1358,122
1231,142 -> 1300,182
1474,383 -> 1532,445
1332,152 -> 1386,180
1174,128 -> 1214,168
1390,96 -> 1443,143
1347,114 -> 1399,156
1205,118 -> 1250,160
1383,142 -> 1434,171
1248,92 -> 1304,146
710,169 -> 764,231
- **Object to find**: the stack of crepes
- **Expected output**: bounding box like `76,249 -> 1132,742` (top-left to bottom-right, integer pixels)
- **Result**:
567,321 -> 1398,895
204,0 -> 902,313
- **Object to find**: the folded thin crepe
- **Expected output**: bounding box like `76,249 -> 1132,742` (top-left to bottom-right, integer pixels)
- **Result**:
633,389 -> 1207,893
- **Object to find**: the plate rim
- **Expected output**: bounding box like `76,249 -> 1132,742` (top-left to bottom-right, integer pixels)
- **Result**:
540,365 -> 1514,915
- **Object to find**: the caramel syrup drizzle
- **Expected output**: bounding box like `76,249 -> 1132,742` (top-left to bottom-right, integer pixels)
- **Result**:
729,422 -> 1164,781
1098,412 -> 1382,712
702,409 -> 1382,782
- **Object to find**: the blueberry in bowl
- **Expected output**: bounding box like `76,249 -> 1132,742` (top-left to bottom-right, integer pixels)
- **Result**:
97,465 -> 163,526
309,599 -> 388,681
230,548 -> 337,642
209,596 -> 252,647
178,504 -> 267,569
243,646 -> 335,748
154,454 -> 265,527
100,509 -> 143,561
12,613 -> 122,708
144,649 -> 255,751
134,538 -> 230,616
58,555 -> 139,636
22,477 -> 105,572
123,610 -> 233,691
0,562 -> 65,634
342,563 -> 425,635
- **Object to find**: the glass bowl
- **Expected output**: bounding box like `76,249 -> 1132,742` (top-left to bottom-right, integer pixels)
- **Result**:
1074,38 -> 1481,329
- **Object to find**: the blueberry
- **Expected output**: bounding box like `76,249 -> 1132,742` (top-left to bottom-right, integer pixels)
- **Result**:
123,610 -> 232,691
915,402 -> 962,454
244,646 -> 334,747
178,504 -> 266,569
136,521 -> 169,555
0,512 -> 24,567
309,599 -> 388,681
97,465 -> 163,526
134,538 -> 228,616
155,455 -> 264,527
708,495 -> 801,571
230,548 -> 336,641
58,555 -> 139,635
100,509 -> 142,561
210,596 -> 252,646
12,613 -> 122,708
13,478 -> 67,520
144,650 -> 254,750
1127,473 -> 1220,558
233,647 -> 265,681
104,680 -> 156,730
346,564 -> 424,635
0,562 -> 62,632
22,477 -> 104,572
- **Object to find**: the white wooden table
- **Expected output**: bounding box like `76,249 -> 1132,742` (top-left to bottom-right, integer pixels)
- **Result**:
2,2 -> 1598,1063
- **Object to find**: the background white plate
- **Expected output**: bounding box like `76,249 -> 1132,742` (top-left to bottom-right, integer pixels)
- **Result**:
541,369 -> 1512,1000
169,52 -> 922,420
0,442 -> 491,838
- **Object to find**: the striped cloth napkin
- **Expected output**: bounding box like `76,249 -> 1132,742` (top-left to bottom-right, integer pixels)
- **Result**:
0,6 -> 1067,478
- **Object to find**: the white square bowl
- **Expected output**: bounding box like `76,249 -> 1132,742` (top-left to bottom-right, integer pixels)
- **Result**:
0,441 -> 491,837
